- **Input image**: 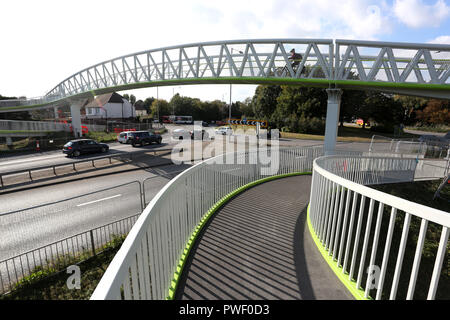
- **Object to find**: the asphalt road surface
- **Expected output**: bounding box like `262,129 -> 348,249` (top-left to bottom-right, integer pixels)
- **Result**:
0,163 -> 188,262
0,124 -> 374,263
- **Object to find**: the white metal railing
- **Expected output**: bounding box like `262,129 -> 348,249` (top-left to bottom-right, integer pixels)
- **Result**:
90,145 -> 323,300
0,119 -> 70,132
309,155 -> 450,300
92,148 -> 448,300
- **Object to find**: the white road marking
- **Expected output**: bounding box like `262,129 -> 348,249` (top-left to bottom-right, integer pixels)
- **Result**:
0,154 -> 63,166
76,194 -> 122,207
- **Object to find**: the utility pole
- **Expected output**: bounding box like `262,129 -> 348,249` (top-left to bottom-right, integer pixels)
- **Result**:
229,48 -> 242,126
156,87 -> 160,123
229,83 -> 232,124
172,87 -> 175,115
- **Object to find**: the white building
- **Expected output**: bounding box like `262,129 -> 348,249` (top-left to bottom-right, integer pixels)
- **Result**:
85,92 -> 136,119
134,103 -> 148,117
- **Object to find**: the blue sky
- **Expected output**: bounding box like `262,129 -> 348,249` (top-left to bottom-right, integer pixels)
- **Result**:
0,0 -> 449,104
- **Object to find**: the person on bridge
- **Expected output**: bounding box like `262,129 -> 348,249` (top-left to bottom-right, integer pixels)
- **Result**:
288,48 -> 303,71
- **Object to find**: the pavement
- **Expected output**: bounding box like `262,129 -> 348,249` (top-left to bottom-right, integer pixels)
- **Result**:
404,129 -> 447,137
176,175 -> 353,300
0,149 -> 176,193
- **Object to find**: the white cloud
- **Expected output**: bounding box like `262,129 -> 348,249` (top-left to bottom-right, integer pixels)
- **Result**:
0,0 -> 426,103
428,35 -> 450,44
393,0 -> 450,28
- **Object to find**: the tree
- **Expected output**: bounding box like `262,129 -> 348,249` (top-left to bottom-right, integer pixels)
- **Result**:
150,99 -> 170,119
251,85 -> 282,120
416,99 -> 450,125
355,91 -> 403,131
0,94 -> 31,120
199,100 -> 226,121
238,97 -> 255,118
122,94 -> 136,105
394,95 -> 429,125
143,97 -> 155,113
272,85 -> 327,131
169,93 -> 202,119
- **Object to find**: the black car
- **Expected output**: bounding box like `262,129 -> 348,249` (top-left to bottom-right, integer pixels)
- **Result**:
130,131 -> 162,147
63,139 -> 109,157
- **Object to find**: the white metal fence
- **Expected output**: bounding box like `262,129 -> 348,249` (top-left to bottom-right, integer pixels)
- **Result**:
0,119 -> 70,132
90,145 -> 323,299
309,155 -> 450,300
91,147 -> 449,300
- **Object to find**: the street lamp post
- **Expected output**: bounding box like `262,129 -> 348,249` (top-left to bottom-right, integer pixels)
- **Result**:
229,48 -> 243,125
157,87 -> 160,125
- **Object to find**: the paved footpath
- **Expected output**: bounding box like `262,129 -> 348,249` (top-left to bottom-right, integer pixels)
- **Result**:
176,175 -> 353,300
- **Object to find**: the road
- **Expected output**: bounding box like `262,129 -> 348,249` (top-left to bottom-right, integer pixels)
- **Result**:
0,163 -> 189,262
0,131 -> 176,174
0,124 -> 375,263
0,125 -> 330,174
0,126 -> 377,292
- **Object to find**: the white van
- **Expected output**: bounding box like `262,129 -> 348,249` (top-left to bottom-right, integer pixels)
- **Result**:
117,131 -> 135,144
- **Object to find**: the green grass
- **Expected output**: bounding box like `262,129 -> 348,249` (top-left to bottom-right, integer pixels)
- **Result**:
371,180 -> 450,214
405,125 -> 450,133
85,131 -> 118,143
281,125 -> 418,142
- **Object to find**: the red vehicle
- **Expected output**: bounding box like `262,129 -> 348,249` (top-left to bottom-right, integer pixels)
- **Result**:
113,128 -> 136,133
162,116 -> 172,124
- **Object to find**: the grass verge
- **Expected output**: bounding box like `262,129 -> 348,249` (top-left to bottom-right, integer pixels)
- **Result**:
0,235 -> 126,300
280,126 -> 418,142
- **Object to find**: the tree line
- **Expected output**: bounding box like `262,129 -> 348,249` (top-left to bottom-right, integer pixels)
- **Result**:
127,85 -> 449,134
2,89 -> 449,134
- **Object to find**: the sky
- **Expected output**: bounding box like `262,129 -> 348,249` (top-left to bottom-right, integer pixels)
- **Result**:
0,0 -> 449,104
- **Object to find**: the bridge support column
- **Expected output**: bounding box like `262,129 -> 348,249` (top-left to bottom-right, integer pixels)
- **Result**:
70,104 -> 82,138
324,89 -> 342,155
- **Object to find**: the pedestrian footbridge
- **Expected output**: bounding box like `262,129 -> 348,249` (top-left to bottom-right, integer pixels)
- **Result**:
175,175 -> 352,300
2,38 -> 449,154
90,146 -> 450,300
1,38 -> 450,113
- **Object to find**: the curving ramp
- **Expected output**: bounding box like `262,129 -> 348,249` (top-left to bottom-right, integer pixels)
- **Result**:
175,175 -> 353,300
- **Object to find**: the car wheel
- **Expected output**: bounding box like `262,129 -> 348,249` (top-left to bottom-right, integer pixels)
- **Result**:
73,150 -> 80,157
101,147 -> 107,153
158,138 -> 162,144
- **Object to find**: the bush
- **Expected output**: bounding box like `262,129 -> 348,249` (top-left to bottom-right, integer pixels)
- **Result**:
14,266 -> 57,290
370,124 -> 395,134
297,116 -> 325,135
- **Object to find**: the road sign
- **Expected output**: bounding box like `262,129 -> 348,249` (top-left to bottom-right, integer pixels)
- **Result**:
228,119 -> 268,128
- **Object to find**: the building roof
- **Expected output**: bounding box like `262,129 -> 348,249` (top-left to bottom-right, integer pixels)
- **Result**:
85,92 -> 126,108
134,102 -> 146,110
